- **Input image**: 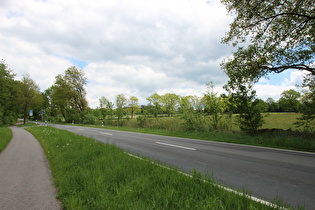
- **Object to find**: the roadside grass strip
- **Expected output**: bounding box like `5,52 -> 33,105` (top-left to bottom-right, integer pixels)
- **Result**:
0,127 -> 12,152
27,126 -> 288,210
125,152 -> 287,210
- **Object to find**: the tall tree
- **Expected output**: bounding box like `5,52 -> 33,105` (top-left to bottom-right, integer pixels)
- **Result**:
160,93 -> 180,117
115,94 -> 127,120
266,97 -> 279,112
128,96 -> 140,119
221,0 -> 315,85
51,66 -> 88,122
202,82 -> 225,130
224,79 -> 265,132
0,61 -> 19,125
146,93 -> 162,118
99,96 -> 114,120
279,89 -> 301,112
178,95 -> 195,114
17,75 -> 43,124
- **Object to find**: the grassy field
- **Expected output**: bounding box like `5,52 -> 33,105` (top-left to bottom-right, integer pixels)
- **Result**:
27,126 -> 286,210
262,113 -> 302,130
0,127 -> 12,153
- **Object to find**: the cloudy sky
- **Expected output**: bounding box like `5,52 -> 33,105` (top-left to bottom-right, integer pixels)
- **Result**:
0,0 -> 305,108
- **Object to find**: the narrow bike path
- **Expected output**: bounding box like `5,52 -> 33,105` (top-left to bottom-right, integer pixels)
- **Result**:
0,126 -> 61,210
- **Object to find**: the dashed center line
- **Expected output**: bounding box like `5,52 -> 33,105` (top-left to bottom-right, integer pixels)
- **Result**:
156,142 -> 196,151
100,132 -> 112,136
78,128 -> 85,131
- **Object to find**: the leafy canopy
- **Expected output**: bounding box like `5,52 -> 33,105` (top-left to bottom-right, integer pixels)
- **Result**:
221,0 -> 315,83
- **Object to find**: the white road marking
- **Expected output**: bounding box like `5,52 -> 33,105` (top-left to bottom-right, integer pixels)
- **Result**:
156,141 -> 196,151
100,132 -> 112,136
78,128 -> 85,131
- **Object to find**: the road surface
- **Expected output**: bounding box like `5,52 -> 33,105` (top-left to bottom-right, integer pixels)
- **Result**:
50,124 -> 315,209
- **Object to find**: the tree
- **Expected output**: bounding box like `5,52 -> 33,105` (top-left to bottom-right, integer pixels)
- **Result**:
202,82 -> 225,130
221,0 -> 315,85
0,61 -> 19,125
146,93 -> 162,118
115,94 -> 127,120
296,74 -> 315,132
178,96 -> 195,114
224,79 -> 265,132
17,75 -> 43,124
278,89 -> 301,112
50,66 -> 88,122
160,93 -> 180,117
266,97 -> 279,112
99,96 -> 114,120
42,87 -> 59,121
128,96 -> 140,119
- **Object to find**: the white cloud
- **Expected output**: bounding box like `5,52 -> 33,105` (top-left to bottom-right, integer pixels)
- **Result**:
254,84 -> 296,101
282,70 -> 307,86
1,0 -> 303,108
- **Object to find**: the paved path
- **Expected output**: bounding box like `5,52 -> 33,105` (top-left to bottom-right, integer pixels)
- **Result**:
0,126 -> 61,210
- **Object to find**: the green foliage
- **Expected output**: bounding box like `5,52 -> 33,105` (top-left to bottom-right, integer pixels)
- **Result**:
279,89 -> 301,112
0,61 -> 19,125
0,127 -> 12,152
127,96 -> 140,119
146,93 -> 163,117
81,109 -> 100,125
203,82 -> 227,130
17,75 -> 43,124
221,1 -> 314,129
296,74 -> 315,132
99,96 -> 115,120
181,113 -> 212,132
49,66 -> 88,121
266,98 -> 279,112
160,93 -> 180,117
221,0 -> 315,82
225,80 -> 265,132
27,126 -> 277,209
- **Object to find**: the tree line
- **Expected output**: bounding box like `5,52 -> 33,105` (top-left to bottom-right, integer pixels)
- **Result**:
1,60 -> 314,133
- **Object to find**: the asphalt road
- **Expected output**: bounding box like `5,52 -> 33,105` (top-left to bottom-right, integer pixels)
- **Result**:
49,124 -> 315,209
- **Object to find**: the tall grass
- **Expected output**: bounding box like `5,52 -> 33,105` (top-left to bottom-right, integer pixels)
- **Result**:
0,127 -> 12,152
27,126 -> 281,210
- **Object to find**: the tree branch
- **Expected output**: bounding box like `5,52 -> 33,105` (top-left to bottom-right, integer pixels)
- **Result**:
246,12 -> 315,29
263,64 -> 315,74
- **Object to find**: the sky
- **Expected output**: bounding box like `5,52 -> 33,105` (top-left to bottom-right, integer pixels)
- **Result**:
0,0 -> 306,108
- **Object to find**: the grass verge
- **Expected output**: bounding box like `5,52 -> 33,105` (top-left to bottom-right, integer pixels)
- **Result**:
17,122 -> 39,127
27,126 -> 284,209
0,127 -> 12,153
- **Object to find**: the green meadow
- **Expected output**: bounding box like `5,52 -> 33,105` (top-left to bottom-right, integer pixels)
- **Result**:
27,126 -> 286,210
